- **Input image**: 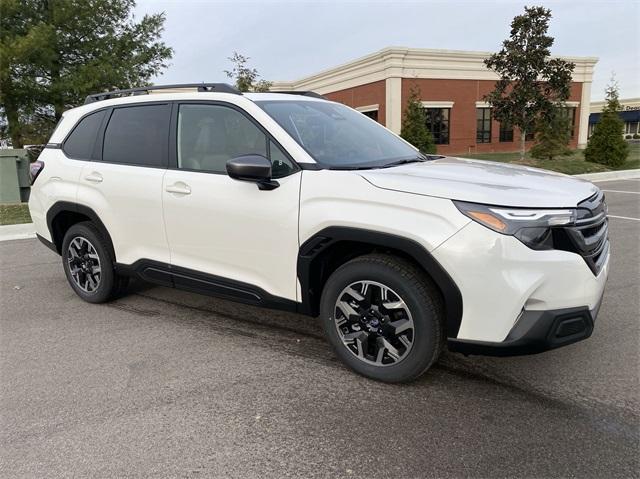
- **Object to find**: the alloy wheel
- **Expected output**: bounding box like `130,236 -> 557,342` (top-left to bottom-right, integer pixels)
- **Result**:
334,280 -> 414,366
67,236 -> 102,293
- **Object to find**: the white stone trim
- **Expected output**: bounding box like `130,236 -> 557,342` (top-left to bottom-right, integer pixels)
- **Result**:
386,77 -> 402,133
578,83 -> 592,148
565,101 -> 580,107
355,104 -> 379,113
475,101 -> 491,108
422,101 -> 455,109
271,47 -> 598,94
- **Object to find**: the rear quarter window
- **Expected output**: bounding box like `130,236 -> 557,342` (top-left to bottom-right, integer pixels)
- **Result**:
102,104 -> 170,167
63,110 -> 107,160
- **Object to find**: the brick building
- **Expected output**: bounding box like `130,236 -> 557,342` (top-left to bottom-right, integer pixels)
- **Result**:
272,47 -> 598,155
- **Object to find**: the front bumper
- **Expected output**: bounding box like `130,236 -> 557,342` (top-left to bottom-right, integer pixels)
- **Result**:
431,220 -> 610,344
447,295 -> 603,356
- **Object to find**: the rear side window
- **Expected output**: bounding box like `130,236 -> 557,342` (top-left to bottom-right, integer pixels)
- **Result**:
63,110 -> 107,160
103,104 -> 170,167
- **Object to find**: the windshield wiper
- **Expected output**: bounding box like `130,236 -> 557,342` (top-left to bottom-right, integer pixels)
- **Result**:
381,157 -> 428,168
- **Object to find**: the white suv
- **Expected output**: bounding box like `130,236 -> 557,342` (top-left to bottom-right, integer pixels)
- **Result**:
29,83 -> 610,382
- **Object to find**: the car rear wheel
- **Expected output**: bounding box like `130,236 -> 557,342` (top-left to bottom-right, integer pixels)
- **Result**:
320,254 -> 444,382
61,222 -> 128,303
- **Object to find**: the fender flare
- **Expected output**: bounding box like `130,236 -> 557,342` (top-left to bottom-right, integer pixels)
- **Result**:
297,226 -> 463,338
46,201 -> 116,263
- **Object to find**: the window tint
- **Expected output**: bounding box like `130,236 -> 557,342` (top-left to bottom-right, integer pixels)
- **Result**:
177,104 -> 269,174
476,108 -> 491,143
361,110 -> 379,122
103,104 -> 170,167
63,110 -> 107,159
424,108 -> 450,145
499,121 -> 513,142
269,140 -> 296,178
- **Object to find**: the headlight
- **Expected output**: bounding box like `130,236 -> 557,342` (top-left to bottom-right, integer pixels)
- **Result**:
453,200 -> 576,250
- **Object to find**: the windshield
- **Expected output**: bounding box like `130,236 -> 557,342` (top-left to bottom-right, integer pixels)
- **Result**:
256,100 -> 421,168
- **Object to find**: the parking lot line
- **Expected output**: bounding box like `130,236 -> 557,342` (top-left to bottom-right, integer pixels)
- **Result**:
601,190 -> 640,194
608,214 -> 640,221
592,178 -> 640,182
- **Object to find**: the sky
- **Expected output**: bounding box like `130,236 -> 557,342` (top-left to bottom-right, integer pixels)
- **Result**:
135,0 -> 640,101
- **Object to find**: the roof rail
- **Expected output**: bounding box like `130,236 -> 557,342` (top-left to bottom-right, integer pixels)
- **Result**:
269,91 -> 326,100
84,83 -> 242,104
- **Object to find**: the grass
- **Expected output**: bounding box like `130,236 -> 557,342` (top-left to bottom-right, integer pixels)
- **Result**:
458,142 -> 640,175
0,203 -> 32,226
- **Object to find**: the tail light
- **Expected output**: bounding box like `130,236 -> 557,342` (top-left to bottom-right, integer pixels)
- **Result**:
29,160 -> 45,184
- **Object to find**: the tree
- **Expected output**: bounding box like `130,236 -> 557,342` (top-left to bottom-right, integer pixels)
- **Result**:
400,86 -> 436,154
530,107 -> 572,160
0,0 -> 172,147
484,6 -> 575,160
584,79 -> 629,167
224,52 -> 272,93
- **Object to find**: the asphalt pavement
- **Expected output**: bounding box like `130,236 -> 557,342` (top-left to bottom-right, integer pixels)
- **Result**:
1,178 -> 638,478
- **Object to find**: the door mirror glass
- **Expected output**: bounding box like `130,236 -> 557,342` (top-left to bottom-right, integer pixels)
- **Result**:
226,154 -> 272,182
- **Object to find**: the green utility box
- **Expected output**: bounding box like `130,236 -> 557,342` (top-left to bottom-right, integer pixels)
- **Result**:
0,149 -> 29,203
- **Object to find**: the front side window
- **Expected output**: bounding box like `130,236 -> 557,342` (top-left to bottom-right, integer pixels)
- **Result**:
256,100 -> 420,169
476,108 -> 491,143
424,108 -> 450,145
103,104 -> 170,167
63,110 -> 107,160
177,104 -> 296,177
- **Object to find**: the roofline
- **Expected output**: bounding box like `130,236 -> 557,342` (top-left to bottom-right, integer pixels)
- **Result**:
271,46 -> 599,94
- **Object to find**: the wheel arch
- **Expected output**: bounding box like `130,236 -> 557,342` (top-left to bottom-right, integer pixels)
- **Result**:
297,226 -> 463,338
46,201 -> 116,263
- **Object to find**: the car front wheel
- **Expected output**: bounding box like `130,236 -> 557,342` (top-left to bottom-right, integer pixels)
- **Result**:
320,254 -> 444,382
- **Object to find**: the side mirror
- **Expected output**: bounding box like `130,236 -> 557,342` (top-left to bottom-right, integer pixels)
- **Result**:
226,155 -> 279,190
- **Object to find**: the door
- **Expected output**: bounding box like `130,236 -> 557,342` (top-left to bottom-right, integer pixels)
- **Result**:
77,103 -> 171,266
162,103 -> 302,301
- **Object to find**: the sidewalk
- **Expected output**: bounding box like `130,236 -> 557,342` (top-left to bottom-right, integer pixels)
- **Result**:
575,169 -> 640,181
0,223 -> 36,242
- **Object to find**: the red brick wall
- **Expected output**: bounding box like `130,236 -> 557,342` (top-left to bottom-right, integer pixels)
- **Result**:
401,78 -> 583,155
324,80 -> 387,126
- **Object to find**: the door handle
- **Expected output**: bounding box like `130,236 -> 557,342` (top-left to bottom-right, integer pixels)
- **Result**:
84,172 -> 103,183
165,182 -> 191,195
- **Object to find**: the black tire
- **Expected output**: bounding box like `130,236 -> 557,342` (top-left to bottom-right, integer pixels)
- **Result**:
61,222 -> 127,303
320,254 -> 444,383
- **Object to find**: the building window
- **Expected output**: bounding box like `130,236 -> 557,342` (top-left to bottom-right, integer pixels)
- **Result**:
424,108 -> 450,144
561,107 -> 577,137
525,130 -> 535,141
625,122 -> 639,135
361,110 -> 378,122
499,122 -> 513,142
476,108 -> 491,143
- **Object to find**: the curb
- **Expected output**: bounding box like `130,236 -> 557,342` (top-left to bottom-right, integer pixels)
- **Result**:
575,169 -> 640,181
0,223 -> 36,242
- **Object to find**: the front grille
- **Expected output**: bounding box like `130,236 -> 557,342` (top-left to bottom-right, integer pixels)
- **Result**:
561,190 -> 609,275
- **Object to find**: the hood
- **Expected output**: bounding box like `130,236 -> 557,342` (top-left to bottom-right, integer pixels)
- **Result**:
359,156 -> 598,208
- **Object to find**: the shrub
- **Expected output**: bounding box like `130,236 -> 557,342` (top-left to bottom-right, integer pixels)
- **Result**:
530,108 -> 572,160
625,134 -> 633,139
400,86 -> 436,154
585,80 -> 629,167
634,134 -> 640,139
